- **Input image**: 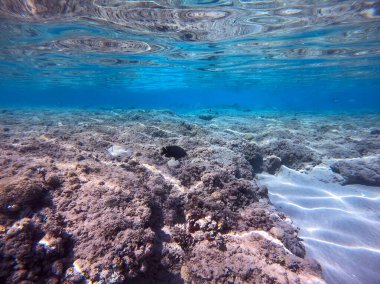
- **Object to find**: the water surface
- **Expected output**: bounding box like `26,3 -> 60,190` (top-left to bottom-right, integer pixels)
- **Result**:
1,0 -> 380,108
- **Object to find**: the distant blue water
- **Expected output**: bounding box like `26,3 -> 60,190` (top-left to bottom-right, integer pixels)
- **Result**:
0,0 -> 380,110
1,81 -> 380,111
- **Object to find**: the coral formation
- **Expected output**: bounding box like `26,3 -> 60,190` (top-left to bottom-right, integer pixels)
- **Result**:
1,109 -> 379,283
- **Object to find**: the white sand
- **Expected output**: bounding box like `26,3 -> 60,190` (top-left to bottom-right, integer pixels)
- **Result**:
258,166 -> 380,284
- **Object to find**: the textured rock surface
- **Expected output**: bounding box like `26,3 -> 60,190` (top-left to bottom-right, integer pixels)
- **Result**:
262,140 -> 321,170
330,156 -> 380,186
2,109 -> 379,283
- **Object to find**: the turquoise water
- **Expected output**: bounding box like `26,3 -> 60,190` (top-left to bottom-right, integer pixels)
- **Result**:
1,0 -> 380,110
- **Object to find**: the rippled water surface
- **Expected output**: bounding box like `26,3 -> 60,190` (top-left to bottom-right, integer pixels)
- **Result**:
1,0 -> 380,96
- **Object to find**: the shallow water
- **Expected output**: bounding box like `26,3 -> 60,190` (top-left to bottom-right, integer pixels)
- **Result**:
1,0 -> 380,108
1,1 -> 380,284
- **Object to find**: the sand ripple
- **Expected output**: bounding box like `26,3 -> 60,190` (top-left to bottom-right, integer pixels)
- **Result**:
258,166 -> 380,284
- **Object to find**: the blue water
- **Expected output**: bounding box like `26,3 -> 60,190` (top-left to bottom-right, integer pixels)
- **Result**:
1,0 -> 380,110
1,2 -> 380,284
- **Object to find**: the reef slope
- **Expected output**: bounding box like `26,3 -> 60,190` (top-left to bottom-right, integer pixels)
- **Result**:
1,108 -> 379,283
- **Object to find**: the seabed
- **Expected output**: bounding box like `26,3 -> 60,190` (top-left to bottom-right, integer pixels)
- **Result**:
1,108 -> 379,283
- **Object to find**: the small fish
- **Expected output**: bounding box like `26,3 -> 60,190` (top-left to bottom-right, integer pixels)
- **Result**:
161,145 -> 187,159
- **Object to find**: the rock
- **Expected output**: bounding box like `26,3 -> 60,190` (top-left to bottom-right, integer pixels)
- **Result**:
370,129 -> 380,135
243,133 -> 255,140
198,114 -> 215,121
201,173 -> 223,189
9,269 -> 27,282
330,156 -> 380,186
6,204 -> 20,213
211,191 -> 222,200
76,155 -> 85,161
263,155 -> 282,174
262,140 -> 320,169
270,227 -> 285,239
1,217 -> 70,283
38,233 -> 65,254
178,163 -> 206,187
45,175 -> 62,189
167,158 -> 180,168
184,232 -> 323,283
51,260 -> 64,276
47,277 -> 59,284
242,142 -> 263,173
0,178 -> 48,216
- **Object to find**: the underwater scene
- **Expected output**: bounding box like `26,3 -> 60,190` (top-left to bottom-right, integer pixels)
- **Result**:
1,1 -> 380,284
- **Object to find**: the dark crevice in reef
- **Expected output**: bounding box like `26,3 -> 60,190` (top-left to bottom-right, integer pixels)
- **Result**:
3,109 -> 378,283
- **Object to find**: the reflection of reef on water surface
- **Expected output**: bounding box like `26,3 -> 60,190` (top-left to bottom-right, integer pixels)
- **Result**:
1,108 -> 379,283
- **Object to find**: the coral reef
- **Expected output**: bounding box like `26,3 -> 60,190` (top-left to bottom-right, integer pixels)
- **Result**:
1,108 -> 379,283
